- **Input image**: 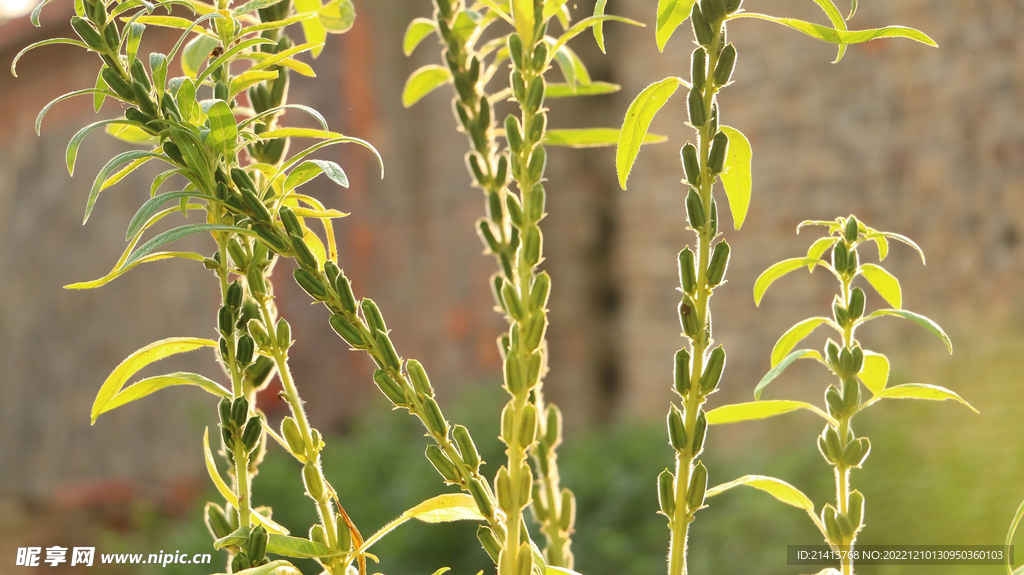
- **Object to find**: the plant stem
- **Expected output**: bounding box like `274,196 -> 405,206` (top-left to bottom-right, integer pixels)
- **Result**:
669,20 -> 723,575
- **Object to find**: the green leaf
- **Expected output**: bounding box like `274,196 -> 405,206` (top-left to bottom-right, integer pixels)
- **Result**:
96,372 -> 230,418
123,223 -> 258,269
862,230 -> 926,264
66,119 -> 136,176
860,263 -> 901,309
215,529 -> 345,559
717,125 -> 752,229
810,0 -> 849,62
86,151 -> 166,223
404,18 -> 437,56
551,15 -> 644,54
126,191 -> 206,240
285,160 -> 349,192
863,309 -> 952,353
206,100 -> 238,158
37,88 -> 115,136
592,0 -> 609,53
655,0 -> 696,52
94,67 -> 108,112
754,349 -> 823,400
706,400 -> 834,426
616,77 -> 684,189
706,475 -> 825,537
511,0 -> 536,46
92,338 -> 216,423
230,70 -> 279,99
1007,498 -> 1024,575
319,0 -> 356,33
545,128 -> 666,149
866,384 -> 977,413
546,81 -> 619,99
295,0 -> 328,57
771,317 -> 831,367
31,0 -> 55,26
12,38 -> 89,78
728,13 -> 938,48
753,258 -> 822,306
402,65 -> 452,108
858,351 -> 889,394
106,123 -> 158,144
66,251 -> 206,290
806,236 -> 838,269
234,0 -> 284,14
547,568 -> 585,575
358,494 -> 485,553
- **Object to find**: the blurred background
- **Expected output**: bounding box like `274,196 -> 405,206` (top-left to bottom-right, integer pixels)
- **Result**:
1,0 -> 1023,573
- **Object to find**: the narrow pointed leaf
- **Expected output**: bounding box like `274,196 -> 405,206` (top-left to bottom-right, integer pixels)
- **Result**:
655,0 -> 696,52
858,351 -> 889,394
402,65 -> 452,108
860,263 -> 902,309
754,349 -> 823,400
771,317 -> 831,367
754,258 -> 822,306
404,18 -> 437,56
863,309 -> 952,353
616,77 -> 684,189
868,384 -> 977,413
728,13 -> 937,48
706,400 -> 834,426
718,125 -> 752,229
545,128 -> 666,148
97,372 -> 230,417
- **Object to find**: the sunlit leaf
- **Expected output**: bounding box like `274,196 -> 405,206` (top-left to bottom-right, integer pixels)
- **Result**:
592,0 -> 609,52
717,125 -> 752,229
358,494 -> 485,553
319,0 -> 356,33
706,400 -> 834,426
1007,498 -> 1024,575
754,349 -> 823,400
753,258 -> 822,306
96,372 -> 230,418
545,128 -> 666,149
546,81 -> 619,99
294,0 -> 327,57
728,12 -> 937,48
402,65 -> 452,108
861,309 -> 952,353
771,317 -> 831,367
12,38 -> 89,77
404,18 -> 437,56
858,351 -> 889,394
616,76 -> 685,189
859,263 -> 901,309
655,0 -> 696,52
203,430 -> 291,535
206,100 -> 238,157
865,384 -> 977,413
285,159 -> 349,192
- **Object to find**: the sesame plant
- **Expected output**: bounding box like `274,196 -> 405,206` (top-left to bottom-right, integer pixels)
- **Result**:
13,0 -> 505,574
703,216 -> 975,575
615,1 -> 936,574
401,0 -> 645,568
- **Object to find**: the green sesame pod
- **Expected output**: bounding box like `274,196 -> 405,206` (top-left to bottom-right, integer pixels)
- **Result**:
245,526 -> 268,564
685,189 -> 706,229
225,280 -> 243,309
674,349 -> 692,396
361,299 -> 387,333
275,318 -> 291,348
330,313 -> 365,347
686,461 -> 708,510
708,130 -> 729,175
839,347 -> 854,375
124,108 -> 156,133
160,141 -> 184,166
529,272 -> 551,310
425,444 -> 459,482
330,273 -> 356,314
372,368 -> 406,405
294,268 -> 327,300
706,239 -> 731,286
841,437 -> 865,468
103,22 -> 120,50
468,153 -> 487,184
544,404 -> 561,447
692,410 -> 707,454
709,198 -> 718,236
504,353 -> 525,396
245,319 -> 270,350
453,424 -> 480,470
681,143 -> 701,186
215,81 -> 229,101
204,502 -> 233,540
477,526 -> 501,563
130,59 -> 150,91
679,294 -> 701,337
241,189 -> 271,224
102,68 -> 134,100
699,346 -> 726,393
236,334 -> 255,365
724,0 -> 741,12
522,226 -> 542,268
530,183 -> 546,223
846,247 -> 859,275
851,346 -> 864,373
218,397 -> 232,428
468,478 -> 494,518
323,260 -> 342,290
246,266 -> 267,296
505,115 -> 523,152
528,112 -> 546,144
507,33 -> 524,69
826,340 -> 840,368
231,167 -> 258,194
848,490 -> 865,529
218,305 -> 235,335
87,0 -> 106,25
691,48 -> 707,91
531,42 -> 548,70
678,248 -> 697,295
406,359 -> 433,396
817,434 -> 838,464
423,397 -> 448,436
667,405 -> 687,450
558,488 -> 575,531
495,154 -> 508,185
289,233 -> 319,270
214,182 -> 231,202
713,43 -> 737,86
525,78 -> 545,113
219,336 -> 230,363
822,505 -> 842,544
848,287 -> 866,319
374,329 -> 401,370
335,515 -> 351,550
241,416 -> 263,452
831,242 -> 848,273
528,146 -> 546,181
687,87 -> 707,128
690,4 -> 714,46
230,397 -> 249,428
303,463 -> 325,500
824,426 -> 843,460
501,283 -> 525,322
700,0 -> 721,22
231,552 -> 250,573
505,194 -> 524,228
519,403 -> 538,446
309,524 -> 327,546
132,81 -> 158,116
833,297 -> 850,327
281,416 -> 305,457
280,206 -> 302,237
244,356 -> 274,391
71,17 -> 104,49
845,216 -> 859,242
825,386 -> 844,418
486,192 -> 503,223
658,469 -> 675,516
836,512 -> 855,539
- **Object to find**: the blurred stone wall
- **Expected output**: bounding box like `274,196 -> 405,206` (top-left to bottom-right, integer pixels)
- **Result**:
1,0 -> 1023,503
